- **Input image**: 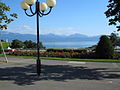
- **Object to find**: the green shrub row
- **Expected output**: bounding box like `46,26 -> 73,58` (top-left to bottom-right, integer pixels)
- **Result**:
47,48 -> 87,53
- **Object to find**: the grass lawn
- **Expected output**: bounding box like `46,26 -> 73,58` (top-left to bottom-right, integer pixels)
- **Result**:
0,42 -> 9,48
0,54 -> 120,63
41,57 -> 120,63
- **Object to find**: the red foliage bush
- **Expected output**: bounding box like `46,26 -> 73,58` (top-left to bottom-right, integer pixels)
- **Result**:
7,50 -> 95,59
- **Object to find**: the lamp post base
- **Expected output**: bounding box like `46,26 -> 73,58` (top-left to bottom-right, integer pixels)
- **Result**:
36,59 -> 41,76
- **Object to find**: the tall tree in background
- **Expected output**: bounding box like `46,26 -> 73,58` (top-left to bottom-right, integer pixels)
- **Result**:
0,0 -> 17,30
105,0 -> 120,31
95,35 -> 114,59
24,40 -> 36,49
10,39 -> 24,49
24,40 -> 46,49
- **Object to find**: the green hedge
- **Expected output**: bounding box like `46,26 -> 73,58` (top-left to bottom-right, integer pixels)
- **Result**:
47,48 -> 87,53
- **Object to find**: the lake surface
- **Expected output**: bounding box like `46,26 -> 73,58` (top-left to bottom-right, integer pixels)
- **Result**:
43,41 -> 98,48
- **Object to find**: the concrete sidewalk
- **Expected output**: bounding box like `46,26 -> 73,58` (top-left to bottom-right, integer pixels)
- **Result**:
0,57 -> 120,90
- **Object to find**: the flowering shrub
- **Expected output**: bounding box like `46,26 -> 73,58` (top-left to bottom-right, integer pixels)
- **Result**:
113,52 -> 120,59
7,50 -> 96,59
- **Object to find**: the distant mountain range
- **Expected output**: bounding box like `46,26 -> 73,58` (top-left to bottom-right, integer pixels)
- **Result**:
0,31 -> 100,42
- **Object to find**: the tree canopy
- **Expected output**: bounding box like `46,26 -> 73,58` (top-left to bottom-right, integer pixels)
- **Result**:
24,40 -> 45,49
109,32 -> 120,47
105,0 -> 120,31
0,0 -> 18,30
24,40 -> 37,49
10,39 -> 24,49
10,39 -> 45,49
95,35 -> 114,59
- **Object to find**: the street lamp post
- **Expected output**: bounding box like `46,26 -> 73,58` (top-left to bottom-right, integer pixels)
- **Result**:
20,0 -> 56,76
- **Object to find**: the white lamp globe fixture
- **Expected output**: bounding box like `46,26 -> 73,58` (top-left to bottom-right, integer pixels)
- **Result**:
46,0 -> 56,7
25,0 -> 36,5
21,1 -> 30,10
40,3 -> 48,11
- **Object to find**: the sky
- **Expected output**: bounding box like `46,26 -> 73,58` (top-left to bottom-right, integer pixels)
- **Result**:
2,0 -> 116,36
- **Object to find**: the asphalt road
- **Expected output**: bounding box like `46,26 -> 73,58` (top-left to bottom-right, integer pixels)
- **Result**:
0,57 -> 120,90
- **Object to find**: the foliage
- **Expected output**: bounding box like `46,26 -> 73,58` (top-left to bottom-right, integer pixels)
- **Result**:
10,39 -> 45,49
24,40 -> 36,49
95,35 -> 114,59
24,40 -> 45,49
0,1 -> 18,30
38,42 -> 46,49
113,52 -> 120,59
109,32 -> 120,47
7,50 -> 95,59
10,39 -> 24,49
47,48 -> 87,53
105,0 -> 120,31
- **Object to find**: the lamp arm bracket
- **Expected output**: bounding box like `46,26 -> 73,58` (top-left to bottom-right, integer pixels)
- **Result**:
24,10 -> 36,17
30,5 -> 37,15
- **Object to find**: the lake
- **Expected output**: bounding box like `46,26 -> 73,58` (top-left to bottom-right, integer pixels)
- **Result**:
43,41 -> 98,48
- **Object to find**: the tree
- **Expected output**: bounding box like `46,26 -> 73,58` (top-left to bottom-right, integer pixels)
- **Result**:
0,1 -> 18,30
24,40 -> 36,49
109,32 -> 120,47
95,35 -> 114,59
105,0 -> 120,31
24,40 -> 46,49
10,39 -> 24,49
38,42 -> 46,49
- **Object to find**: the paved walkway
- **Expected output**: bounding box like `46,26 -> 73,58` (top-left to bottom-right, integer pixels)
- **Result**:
0,57 -> 120,90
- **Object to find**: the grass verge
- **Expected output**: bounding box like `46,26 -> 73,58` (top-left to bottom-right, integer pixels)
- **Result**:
41,57 -> 120,63
0,54 -> 120,63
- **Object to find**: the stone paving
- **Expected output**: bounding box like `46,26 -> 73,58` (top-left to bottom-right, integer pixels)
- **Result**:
0,57 -> 120,90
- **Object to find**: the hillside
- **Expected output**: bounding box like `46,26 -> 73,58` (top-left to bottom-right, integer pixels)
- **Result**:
0,31 -> 100,42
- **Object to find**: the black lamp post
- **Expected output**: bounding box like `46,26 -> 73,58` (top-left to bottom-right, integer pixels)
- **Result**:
21,0 -> 56,76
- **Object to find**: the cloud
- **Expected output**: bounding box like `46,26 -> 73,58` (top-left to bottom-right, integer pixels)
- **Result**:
7,26 -> 88,36
22,25 -> 32,30
7,25 -> 36,35
41,27 -> 80,35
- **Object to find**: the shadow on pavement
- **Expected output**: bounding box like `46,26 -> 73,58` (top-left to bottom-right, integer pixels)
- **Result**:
0,64 -> 120,86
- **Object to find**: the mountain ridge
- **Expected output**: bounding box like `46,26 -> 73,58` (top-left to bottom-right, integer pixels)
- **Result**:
0,31 -> 100,42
